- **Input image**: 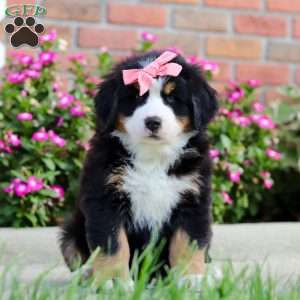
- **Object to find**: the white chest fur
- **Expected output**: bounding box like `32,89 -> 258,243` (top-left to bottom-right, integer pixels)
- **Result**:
122,159 -> 199,231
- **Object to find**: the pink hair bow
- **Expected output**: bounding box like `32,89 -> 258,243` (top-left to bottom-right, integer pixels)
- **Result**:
122,51 -> 183,96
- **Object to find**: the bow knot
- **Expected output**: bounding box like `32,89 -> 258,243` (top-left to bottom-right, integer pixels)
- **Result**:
122,51 -> 182,96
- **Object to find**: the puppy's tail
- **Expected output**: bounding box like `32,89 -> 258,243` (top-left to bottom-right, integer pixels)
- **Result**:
59,209 -> 90,271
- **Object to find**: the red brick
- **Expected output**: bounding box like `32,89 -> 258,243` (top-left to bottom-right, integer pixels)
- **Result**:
78,28 -> 137,50
204,0 -> 260,10
155,32 -> 201,55
293,18 -> 300,38
174,9 -> 228,32
236,64 -> 289,85
146,0 -> 198,3
211,82 -> 226,95
235,15 -> 287,37
108,4 -> 166,27
206,37 -> 261,60
44,24 -> 72,45
7,0 -> 35,5
46,0 -> 100,22
267,0 -> 300,12
268,42 -> 300,63
213,62 -> 231,82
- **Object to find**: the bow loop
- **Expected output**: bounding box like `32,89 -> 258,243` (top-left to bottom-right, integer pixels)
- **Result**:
122,51 -> 182,96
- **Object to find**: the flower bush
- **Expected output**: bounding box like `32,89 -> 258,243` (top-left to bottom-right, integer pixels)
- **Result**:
0,33 -> 96,226
208,80 -> 281,222
0,31 -> 281,226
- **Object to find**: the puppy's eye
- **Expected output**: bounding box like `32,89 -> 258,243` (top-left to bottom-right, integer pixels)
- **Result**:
163,81 -> 176,95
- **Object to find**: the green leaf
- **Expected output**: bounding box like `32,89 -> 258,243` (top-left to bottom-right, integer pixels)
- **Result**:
220,134 -> 232,150
42,158 -> 56,171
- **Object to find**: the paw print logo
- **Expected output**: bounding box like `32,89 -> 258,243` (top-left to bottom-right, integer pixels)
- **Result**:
5,17 -> 45,48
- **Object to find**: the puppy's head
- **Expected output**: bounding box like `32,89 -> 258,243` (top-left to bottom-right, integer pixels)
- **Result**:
95,51 -> 218,146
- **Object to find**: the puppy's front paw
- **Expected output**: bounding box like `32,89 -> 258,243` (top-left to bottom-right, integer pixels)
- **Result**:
118,278 -> 135,291
178,274 -> 203,291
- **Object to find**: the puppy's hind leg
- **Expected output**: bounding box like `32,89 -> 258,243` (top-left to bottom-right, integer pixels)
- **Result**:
60,210 -> 90,271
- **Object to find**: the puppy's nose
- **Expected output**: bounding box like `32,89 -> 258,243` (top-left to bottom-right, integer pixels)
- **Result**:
145,116 -> 162,132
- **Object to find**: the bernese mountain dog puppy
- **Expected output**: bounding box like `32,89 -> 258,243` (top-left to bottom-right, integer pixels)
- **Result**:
60,50 -> 218,288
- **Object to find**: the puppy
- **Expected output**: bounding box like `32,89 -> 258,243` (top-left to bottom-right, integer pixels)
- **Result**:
60,50 -> 218,287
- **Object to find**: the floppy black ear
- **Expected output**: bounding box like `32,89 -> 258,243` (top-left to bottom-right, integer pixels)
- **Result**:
190,69 -> 218,130
94,78 -> 119,133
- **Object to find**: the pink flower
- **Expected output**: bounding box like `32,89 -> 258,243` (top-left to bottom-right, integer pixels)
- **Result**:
21,90 -> 28,97
53,82 -> 60,92
24,69 -> 40,79
228,170 -> 241,183
68,53 -> 87,65
247,79 -> 261,88
31,61 -> 43,71
39,51 -> 57,65
32,128 -> 49,142
19,55 -> 33,66
14,182 -> 29,197
56,117 -> 64,127
76,140 -> 90,151
228,109 -> 243,119
221,192 -> 233,205
6,131 -> 21,147
260,171 -> 270,178
256,115 -> 275,130
17,112 -> 33,121
8,72 -> 26,84
0,140 -> 6,151
40,30 -> 57,42
252,101 -> 265,113
263,179 -> 273,189
57,94 -> 74,109
234,116 -> 251,127
70,102 -> 86,117
219,108 -> 229,116
50,185 -> 65,199
48,130 -> 66,148
199,60 -> 219,74
3,182 -> 14,194
266,148 -> 282,160
228,88 -> 244,103
27,176 -> 44,192
141,32 -> 158,43
209,148 -> 220,159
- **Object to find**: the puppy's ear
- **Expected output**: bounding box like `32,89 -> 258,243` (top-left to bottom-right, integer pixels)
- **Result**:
94,78 -> 119,133
190,67 -> 218,130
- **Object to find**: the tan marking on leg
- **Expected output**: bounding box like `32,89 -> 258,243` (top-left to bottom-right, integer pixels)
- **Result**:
93,227 -> 130,283
106,166 -> 126,192
169,229 -> 205,275
178,116 -> 192,132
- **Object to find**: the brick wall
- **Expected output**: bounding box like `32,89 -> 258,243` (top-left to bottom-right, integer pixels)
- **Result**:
2,0 -> 300,98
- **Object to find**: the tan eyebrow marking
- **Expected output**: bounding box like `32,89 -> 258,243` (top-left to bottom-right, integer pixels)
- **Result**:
163,81 -> 176,95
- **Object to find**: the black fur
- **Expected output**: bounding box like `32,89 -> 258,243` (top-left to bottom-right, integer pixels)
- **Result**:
60,51 -> 218,276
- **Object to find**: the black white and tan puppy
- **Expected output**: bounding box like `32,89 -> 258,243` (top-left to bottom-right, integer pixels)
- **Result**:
60,50 -> 218,288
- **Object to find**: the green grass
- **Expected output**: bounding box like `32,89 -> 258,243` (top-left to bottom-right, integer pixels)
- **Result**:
1,250 -> 299,300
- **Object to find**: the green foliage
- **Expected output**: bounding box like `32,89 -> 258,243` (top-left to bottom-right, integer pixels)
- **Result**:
272,86 -> 300,171
209,81 -> 281,222
0,32 -> 281,226
0,258 -> 299,300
